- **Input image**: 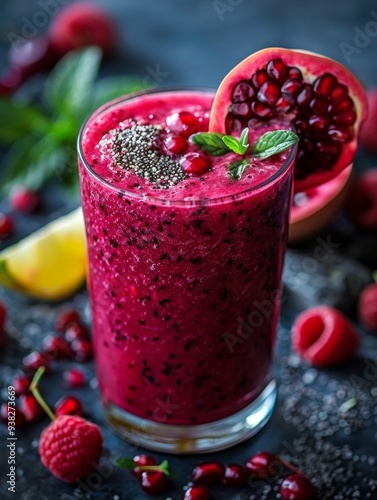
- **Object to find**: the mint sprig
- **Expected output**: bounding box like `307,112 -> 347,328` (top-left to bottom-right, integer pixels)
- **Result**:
191,128 -> 299,180
0,47 -> 149,195
113,457 -> 177,478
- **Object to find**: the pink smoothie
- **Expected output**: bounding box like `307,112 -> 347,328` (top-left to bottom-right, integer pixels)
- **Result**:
78,90 -> 295,425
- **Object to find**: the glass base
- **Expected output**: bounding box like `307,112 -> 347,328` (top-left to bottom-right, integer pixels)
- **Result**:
104,379 -> 276,454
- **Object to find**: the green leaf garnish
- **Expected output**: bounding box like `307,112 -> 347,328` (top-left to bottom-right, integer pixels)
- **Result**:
253,130 -> 299,159
113,457 -> 177,478
190,132 -> 230,156
228,159 -> 249,180
222,127 -> 249,155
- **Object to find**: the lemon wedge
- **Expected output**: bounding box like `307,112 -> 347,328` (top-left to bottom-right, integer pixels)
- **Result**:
0,208 -> 86,301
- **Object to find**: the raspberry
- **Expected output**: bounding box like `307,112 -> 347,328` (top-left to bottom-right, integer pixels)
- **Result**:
292,306 -> 360,367
346,169 -> 377,231
49,2 -> 116,56
10,187 -> 40,213
358,283 -> 377,333
39,415 -> 102,483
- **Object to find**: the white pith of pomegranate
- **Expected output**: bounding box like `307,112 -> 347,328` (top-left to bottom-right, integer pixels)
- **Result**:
209,48 -> 368,192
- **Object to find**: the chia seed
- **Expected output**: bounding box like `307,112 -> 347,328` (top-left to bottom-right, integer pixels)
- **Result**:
108,124 -> 187,188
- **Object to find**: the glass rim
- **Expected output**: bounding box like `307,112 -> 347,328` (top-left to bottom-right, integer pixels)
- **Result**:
77,86 -> 297,207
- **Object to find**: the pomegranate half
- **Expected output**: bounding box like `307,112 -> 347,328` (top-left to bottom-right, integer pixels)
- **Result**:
209,48 -> 368,193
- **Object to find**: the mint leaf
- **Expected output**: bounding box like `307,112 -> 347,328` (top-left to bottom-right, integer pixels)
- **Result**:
253,130 -> 299,159
0,99 -> 49,144
190,132 -> 230,156
113,457 -> 137,470
44,47 -> 102,122
222,127 -> 249,155
228,159 -> 249,180
93,77 -> 147,110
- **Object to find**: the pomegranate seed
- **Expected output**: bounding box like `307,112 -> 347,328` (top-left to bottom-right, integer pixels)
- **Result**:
65,323 -> 89,343
309,97 -> 328,115
180,153 -> 210,176
226,113 -> 242,132
294,119 -> 309,134
222,463 -> 249,486
246,451 -> 282,478
333,110 -> 357,126
1,403 -> 25,427
63,368 -> 86,388
281,79 -> 303,97
10,187 -> 39,213
0,213 -> 13,238
251,101 -> 273,119
280,474 -> 315,500
54,395 -> 83,416
313,73 -> 337,97
266,58 -> 288,83
192,461 -> 224,484
132,454 -> 157,479
276,96 -> 295,111
164,134 -> 187,155
331,96 -> 355,114
22,351 -> 49,373
329,83 -> 349,103
42,334 -> 73,360
232,80 -> 254,102
140,470 -> 167,494
308,115 -> 330,131
166,111 -> 198,138
302,138 -> 315,153
316,141 -> 340,157
252,69 -> 269,89
296,85 -> 313,106
182,485 -> 211,500
288,66 -> 303,80
12,375 -> 31,396
19,393 -> 44,422
257,80 -> 281,106
328,126 -> 352,143
292,305 -> 360,366
230,102 -> 251,117
71,339 -> 93,362
56,309 -> 81,333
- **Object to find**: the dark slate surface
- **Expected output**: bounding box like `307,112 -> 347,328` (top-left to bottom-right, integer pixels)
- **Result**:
1,0 -> 377,499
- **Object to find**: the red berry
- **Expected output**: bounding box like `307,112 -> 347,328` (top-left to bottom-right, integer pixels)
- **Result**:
8,37 -> 57,77
1,403 -> 25,427
132,454 -> 157,479
280,474 -> 314,500
140,470 -> 167,494
42,334 -> 73,360
246,451 -> 281,478
12,375 -> 31,396
65,323 -> 89,343
0,300 -> 6,346
10,187 -> 40,213
222,463 -> 249,487
63,368 -> 86,388
346,169 -> 377,231
22,351 -> 50,373
49,3 -> 116,56
39,415 -> 102,483
56,309 -> 82,333
71,339 -> 93,362
164,134 -> 188,155
359,283 -> 377,333
166,111 -> 198,138
292,306 -> 360,367
19,393 -> 44,422
180,153 -> 210,176
54,395 -> 83,417
0,213 -> 13,238
192,461 -> 224,484
182,484 -> 211,500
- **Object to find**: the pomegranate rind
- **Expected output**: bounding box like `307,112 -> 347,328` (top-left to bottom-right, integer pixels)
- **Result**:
288,164 -> 352,244
209,48 -> 368,192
